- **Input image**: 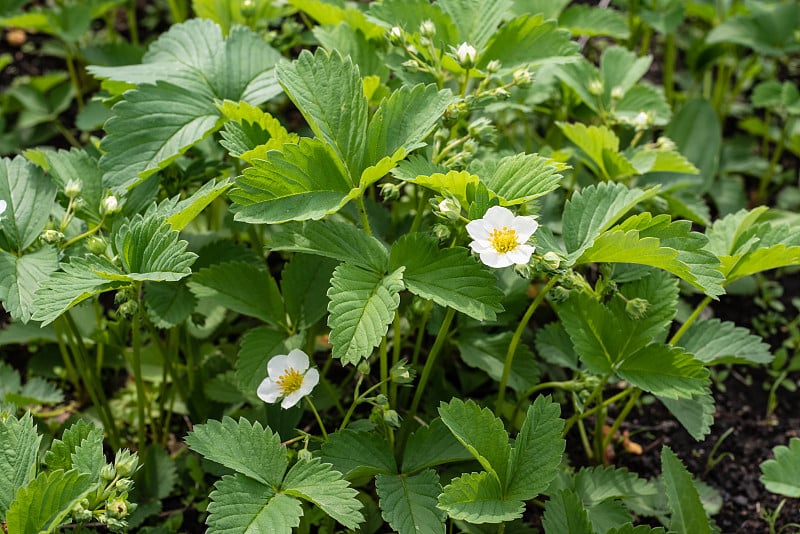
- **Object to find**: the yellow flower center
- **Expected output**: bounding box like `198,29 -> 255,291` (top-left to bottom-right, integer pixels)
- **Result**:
277,367 -> 304,395
489,226 -> 518,254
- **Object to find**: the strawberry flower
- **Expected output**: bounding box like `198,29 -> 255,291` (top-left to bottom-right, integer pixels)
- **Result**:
466,205 -> 538,268
257,349 -> 319,409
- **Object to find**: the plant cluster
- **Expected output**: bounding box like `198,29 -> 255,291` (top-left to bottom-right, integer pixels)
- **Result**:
0,0 -> 799,532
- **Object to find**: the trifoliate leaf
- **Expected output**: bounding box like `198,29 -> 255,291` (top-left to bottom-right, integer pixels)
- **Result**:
207,475 -> 300,534
327,264 -> 404,365
0,412 -> 41,520
185,417 -> 288,487
455,331 -> 539,393
282,458 -> 364,529
401,418 -> 472,474
113,214 -> 197,282
438,471 -> 523,524
70,428 -> 105,480
319,430 -> 396,480
760,438 -> 800,498
542,490 -> 594,534
0,156 -> 57,252
376,469 -> 445,534
616,344 -> 709,400
44,420 -> 101,473
5,469 -> 95,534
658,387 -> 715,441
678,318 -> 772,365
147,177 -> 232,232
0,246 -> 58,323
661,446 -> 711,534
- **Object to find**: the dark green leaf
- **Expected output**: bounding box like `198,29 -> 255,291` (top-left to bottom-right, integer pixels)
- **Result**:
376,470 -> 445,534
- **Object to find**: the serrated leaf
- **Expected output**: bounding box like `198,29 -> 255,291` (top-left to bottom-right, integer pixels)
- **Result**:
189,262 -> 284,325
606,525 -> 667,534
0,156 -> 57,252
367,0 -> 459,49
389,233 -> 503,321
483,153 -> 565,205
661,446 -> 711,534
506,396 -> 565,501
42,148 -> 104,225
136,445 -> 177,501
614,84 -> 671,126
438,471 -> 523,524
268,219 -> 389,272
235,327 -> 289,399
402,418 -> 472,474
44,420 -> 101,473
616,344 -> 709,400
314,23 -> 389,80
291,0 -> 384,40
0,246 -> 58,323
573,466 -> 658,505
0,413 -> 41,520
456,331 -> 539,393
194,0 -> 291,35
376,469 -> 445,534
230,138 -> 354,224
218,100 -> 299,163
535,322 -> 579,370
478,14 -> 579,70
542,490 -> 594,534
562,182 -> 659,261
8,377 -> 63,406
207,475 -> 300,534
558,122 -> 638,181
679,318 -> 772,365
282,254 -> 338,330
760,437 -> 800,498
320,430 -> 396,479
146,178 -> 232,232
113,215 -> 196,282
438,398 -> 510,484
658,387 -> 715,441
630,147 -> 699,175
559,5 -> 629,38
185,417 -> 288,486
704,3 -> 800,57
282,458 -> 364,529
407,170 -> 479,207
439,0 -> 512,49
277,49 -> 367,177
70,429 -> 105,480
5,469 -> 96,534
144,281 -> 197,329
327,264 -> 404,365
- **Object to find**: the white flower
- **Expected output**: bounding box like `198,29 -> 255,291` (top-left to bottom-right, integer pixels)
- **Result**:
419,19 -> 436,38
257,349 -> 320,409
632,111 -> 651,130
466,205 -> 538,268
455,42 -> 477,67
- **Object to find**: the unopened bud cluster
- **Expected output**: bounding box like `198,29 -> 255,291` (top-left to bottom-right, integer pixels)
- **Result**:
70,449 -> 139,532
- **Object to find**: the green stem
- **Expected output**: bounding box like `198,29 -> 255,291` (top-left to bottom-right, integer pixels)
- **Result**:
390,310 -> 402,406
600,388 -> 641,463
408,186 -> 429,235
758,125 -> 786,202
512,380 -> 581,421
61,215 -> 106,249
356,196 -> 373,236
339,377 -> 389,431
166,0 -> 186,22
409,307 -> 456,417
127,1 -> 139,45
663,33 -> 676,104
669,295 -> 712,345
379,336 -> 389,397
64,50 -> 83,110
52,319 -> 80,391
411,301 -> 433,368
306,397 -> 328,441
495,277 -> 558,416
131,286 -> 147,449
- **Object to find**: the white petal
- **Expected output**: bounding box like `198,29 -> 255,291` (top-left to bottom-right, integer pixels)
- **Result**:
483,205 -> 515,227
257,378 -> 282,403
469,239 -> 494,253
512,217 -> 538,241
480,250 -> 514,268
281,391 -> 304,409
299,368 -> 320,396
0,200 -> 6,216
466,219 -> 490,240
285,348 -> 310,372
505,244 -> 535,265
267,354 -> 291,379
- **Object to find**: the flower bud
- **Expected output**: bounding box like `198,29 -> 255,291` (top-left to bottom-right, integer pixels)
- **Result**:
625,298 -> 649,320
656,136 -> 677,151
611,86 -> 625,100
100,463 -> 117,481
388,26 -> 403,45
101,195 -> 119,214
375,394 -> 389,406
380,182 -> 402,201
541,251 -> 562,270
632,111 -> 651,131
41,229 -> 64,244
454,42 -> 477,68
106,497 -> 128,519
297,448 -> 314,462
401,59 -> 422,72
432,223 -> 451,241
0,199 -> 6,217
435,196 -> 461,220
357,360 -> 371,375
588,79 -> 604,95
419,19 -> 436,38
86,235 -> 107,255
65,179 -> 82,199
512,68 -> 532,87
390,360 -> 415,384
114,449 -> 138,477
383,409 -> 401,428
115,478 -> 134,492
240,0 -> 256,17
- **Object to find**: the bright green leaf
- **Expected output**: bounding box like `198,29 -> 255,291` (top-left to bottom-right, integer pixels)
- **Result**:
218,99 -> 299,163
5,469 -> 95,534
0,156 -> 57,252
483,153 -> 565,206
542,490 -> 594,534
760,438 -> 800,498
616,344 -> 709,400
558,122 -> 638,181
479,14 -> 579,70
0,412 -> 41,520
282,458 -> 364,529
559,5 -> 629,38
661,446 -> 711,534
207,475 -> 300,534
438,471 -> 523,524
113,215 -> 197,282
144,281 -> 197,329
0,246 -> 58,323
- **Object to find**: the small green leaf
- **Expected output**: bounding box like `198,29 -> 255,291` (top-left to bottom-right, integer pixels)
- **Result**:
661,446 -> 711,534
406,170 -> 479,207
292,0 -> 384,41
401,418 -> 472,474
44,420 -> 101,473
69,429 -> 105,480
542,490 -> 594,534
185,417 -> 288,487
42,148 -> 104,225
630,147 -> 699,175
0,246 -> 58,323
136,445 -> 177,502
614,85 -> 671,126
456,331 -> 539,393
572,466 -> 658,505
327,264 -> 404,365
218,99 -> 299,163
113,215 -> 197,282
704,3 -> 800,57
194,0 -> 292,35
235,327 -> 290,399
282,458 -> 364,529
0,156 -> 57,252
320,430 -> 397,480
658,387 -> 715,441
438,398 -> 510,484
678,318 -> 772,365
367,0 -> 458,48
559,5 -> 629,38
376,469 -> 445,534
207,475 -> 300,534
760,438 -> 800,498
150,178 -> 232,232
438,471 -> 523,524
0,413 -> 41,520
558,122 -> 638,181
144,281 -> 197,329
483,153 -> 565,206
616,344 -> 709,400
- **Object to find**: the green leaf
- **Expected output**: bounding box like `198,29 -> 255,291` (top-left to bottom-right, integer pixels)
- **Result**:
562,182 -> 659,261
148,178 -> 232,232
218,100 -> 299,163
235,327 -> 290,399
479,14 -> 579,70
535,322 -> 579,370
389,233 -> 503,321
44,420 -> 101,473
0,412 -> 41,520
455,331 -> 539,393
406,170 -> 479,207
614,84 -> 671,126
376,469 -> 445,534
282,254 -> 338,330
401,418 -> 472,474
230,138 -> 354,224
70,428 -> 105,480
314,23 -> 389,80
291,0 -> 384,41
267,220 -> 389,272
7,377 -> 64,406
559,5 -> 629,38
483,153 -> 565,206
679,318 -> 772,365
194,0 -> 291,35
136,445 -> 177,502
190,262 -> 284,325
439,0 -> 512,49
185,417 -> 288,487
113,215 -> 197,282
41,148 -> 104,225
572,466 -> 658,504
366,84 -> 453,165
629,147 -> 699,175
616,344 -> 709,400
31,255 -> 130,326
282,458 -> 364,529
606,525 -> 667,534
319,430 -> 397,480
0,156 -> 57,252
0,246 -> 58,323
5,469 -> 96,534
438,471 -> 523,524
144,281 -> 197,329
438,398 -> 510,484
367,0 -> 459,49
327,264 -> 404,365
600,47 -> 652,100
506,396 -> 565,501
277,49 -> 367,176
704,3 -> 800,57
542,490 -> 594,534
558,123 -> 638,181
207,475 -> 300,534
661,446 -> 711,534
658,387 -> 715,441
760,437 -> 800,498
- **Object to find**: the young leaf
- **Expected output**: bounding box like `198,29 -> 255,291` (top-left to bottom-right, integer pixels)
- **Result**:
148,177 -> 232,232
760,437 -> 800,498
0,245 -> 58,323
438,398 -> 510,484
389,233 -> 504,321
658,387 -> 715,441
235,327 -> 291,399
661,446 -> 711,534
113,215 -> 197,282
405,170 -> 479,207
438,471 -> 523,524
292,0 -> 385,41
678,318 -> 772,365
69,429 -> 105,480
375,469 -> 445,534
541,490 -> 594,534
559,5 -> 629,38
276,49 -> 368,177
614,84 -> 671,126
207,475 -> 301,534
0,412 -> 41,520
267,219 -> 389,273
616,344 -> 709,400
401,418 -> 472,474
327,264 -> 404,365
320,430 -> 397,480
558,122 -> 638,181
482,153 -> 565,205
367,0 -> 459,48
455,331 -> 540,393
572,466 -> 658,504
478,14 -> 579,70
0,156 -> 57,252
282,458 -> 364,529
506,396 -> 565,501
218,100 -> 299,163
185,417 -> 288,487
44,420 -> 102,473
5,469 -> 96,534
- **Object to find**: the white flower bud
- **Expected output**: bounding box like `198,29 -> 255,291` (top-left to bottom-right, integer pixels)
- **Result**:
513,68 -> 532,87
588,79 -> 604,95
65,179 -> 82,199
0,199 -> 6,217
611,86 -> 625,100
486,59 -> 502,73
455,42 -> 477,68
389,26 -> 403,45
419,19 -> 436,38
102,195 -> 119,214
632,111 -> 651,131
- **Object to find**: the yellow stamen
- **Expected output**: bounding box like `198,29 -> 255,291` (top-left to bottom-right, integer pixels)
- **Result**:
489,226 -> 518,254
277,367 -> 304,395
